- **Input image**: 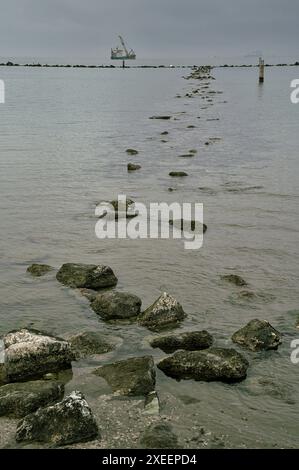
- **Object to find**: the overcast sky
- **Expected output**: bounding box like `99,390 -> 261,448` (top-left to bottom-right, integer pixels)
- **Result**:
0,0 -> 298,60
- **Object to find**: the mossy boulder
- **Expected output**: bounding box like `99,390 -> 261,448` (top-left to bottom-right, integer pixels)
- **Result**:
150,330 -> 213,354
93,356 -> 156,396
232,319 -> 282,351
16,391 -> 99,446
0,380 -> 64,418
56,263 -> 118,289
91,291 -> 142,321
139,292 -> 187,331
158,348 -> 249,383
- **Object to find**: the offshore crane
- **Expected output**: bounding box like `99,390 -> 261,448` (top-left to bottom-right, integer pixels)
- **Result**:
111,35 -> 136,67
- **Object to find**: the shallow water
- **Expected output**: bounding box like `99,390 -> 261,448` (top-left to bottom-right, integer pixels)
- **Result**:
0,64 -> 299,448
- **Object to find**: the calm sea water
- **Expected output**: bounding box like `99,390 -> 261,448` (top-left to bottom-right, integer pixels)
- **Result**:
0,64 -> 299,447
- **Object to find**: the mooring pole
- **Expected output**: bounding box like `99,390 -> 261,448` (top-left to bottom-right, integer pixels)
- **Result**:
259,57 -> 264,83
122,60 -> 125,69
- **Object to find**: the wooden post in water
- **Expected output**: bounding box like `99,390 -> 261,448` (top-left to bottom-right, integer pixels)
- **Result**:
259,57 -> 264,83
122,60 -> 125,69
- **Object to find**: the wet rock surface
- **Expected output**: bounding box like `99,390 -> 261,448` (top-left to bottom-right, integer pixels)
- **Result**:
126,149 -> 138,155
138,292 -> 187,331
2,329 -> 74,383
150,331 -> 213,354
16,391 -> 99,446
232,319 -> 282,351
169,171 -> 188,177
26,264 -> 53,277
158,348 -> 249,383
93,356 -> 156,396
91,291 -> 142,321
56,263 -> 118,290
139,422 -> 178,449
127,163 -> 141,171
0,380 -> 64,418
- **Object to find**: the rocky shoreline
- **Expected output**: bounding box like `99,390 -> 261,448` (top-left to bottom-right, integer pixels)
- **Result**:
0,65 -> 295,449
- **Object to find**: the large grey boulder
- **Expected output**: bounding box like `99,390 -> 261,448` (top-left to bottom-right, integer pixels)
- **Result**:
158,348 -> 249,383
2,329 -> 74,383
91,291 -> 142,321
16,391 -> 99,446
68,331 -> 120,359
232,319 -> 282,351
56,263 -> 118,289
93,356 -> 156,396
139,292 -> 187,331
150,330 -> 213,354
139,422 -> 178,449
0,380 -> 64,418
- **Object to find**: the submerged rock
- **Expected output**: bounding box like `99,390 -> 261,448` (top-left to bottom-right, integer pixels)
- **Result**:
16,391 -> 99,446
221,274 -> 248,287
178,153 -> 194,158
94,356 -> 156,396
169,218 -> 207,233
2,329 -> 74,383
91,291 -> 142,321
138,292 -> 187,331
127,163 -> 141,171
0,380 -> 64,418
139,422 -> 178,449
158,348 -> 249,383
56,263 -> 118,289
161,131 -> 169,135
169,171 -> 188,177
68,331 -> 119,359
126,148 -> 139,155
232,319 -> 282,351
27,264 -> 53,277
150,331 -> 213,354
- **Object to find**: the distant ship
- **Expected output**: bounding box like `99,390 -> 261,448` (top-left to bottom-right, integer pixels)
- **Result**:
111,35 -> 136,60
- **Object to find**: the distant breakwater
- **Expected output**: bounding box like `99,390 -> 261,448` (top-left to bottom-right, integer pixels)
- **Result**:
1,61 -> 299,69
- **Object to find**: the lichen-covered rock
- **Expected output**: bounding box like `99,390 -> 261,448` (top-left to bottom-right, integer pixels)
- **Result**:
91,291 -> 142,321
93,356 -> 156,396
158,348 -> 249,383
139,292 -> 187,331
139,422 -> 178,449
150,330 -> 213,354
0,380 -> 64,418
68,331 -> 120,359
2,329 -> 74,383
221,274 -> 248,287
56,263 -> 118,289
27,264 -> 53,277
232,319 -> 282,351
169,219 -> 207,233
15,391 -> 99,446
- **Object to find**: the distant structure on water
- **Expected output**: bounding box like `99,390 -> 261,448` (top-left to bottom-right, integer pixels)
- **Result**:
111,35 -> 136,66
